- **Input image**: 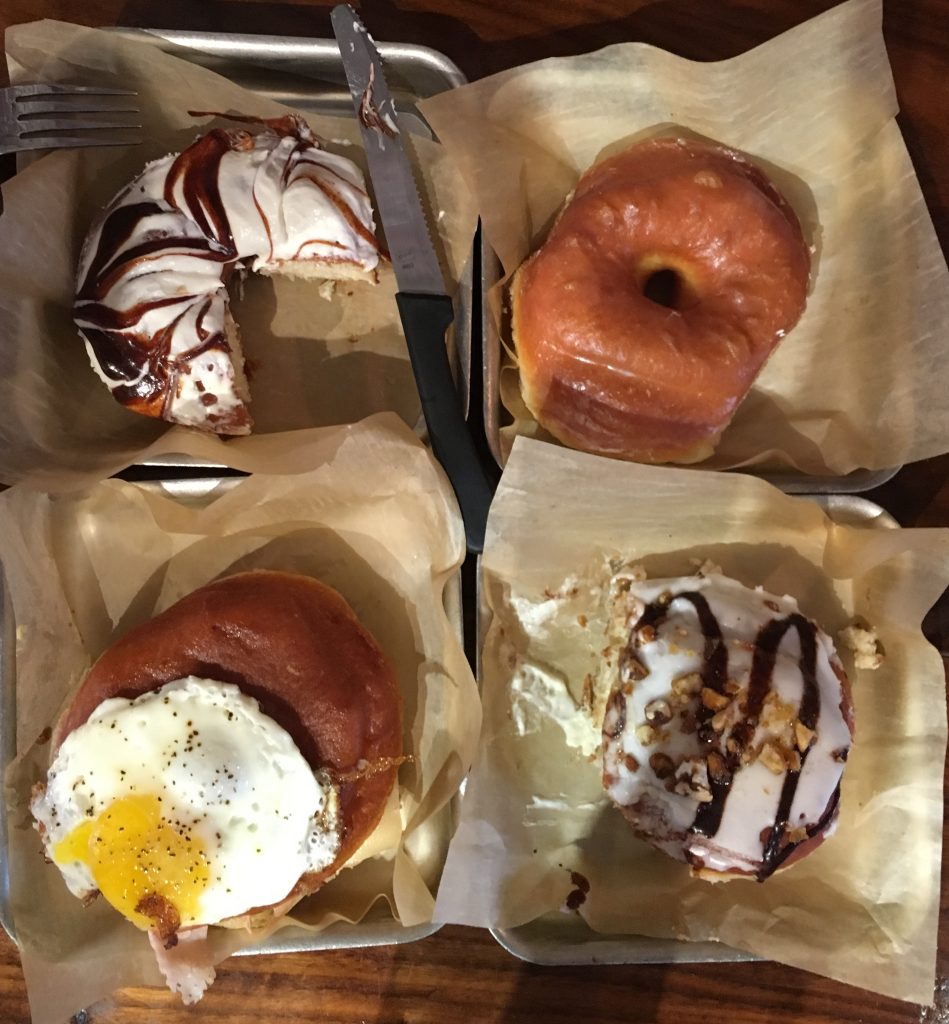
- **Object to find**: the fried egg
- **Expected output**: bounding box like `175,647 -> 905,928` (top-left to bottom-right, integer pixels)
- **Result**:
32,677 -> 341,932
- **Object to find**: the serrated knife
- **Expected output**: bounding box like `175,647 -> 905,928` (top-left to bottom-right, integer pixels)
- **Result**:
331,4 -> 494,553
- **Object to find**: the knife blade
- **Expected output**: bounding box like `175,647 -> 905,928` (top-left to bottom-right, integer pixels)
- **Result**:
331,4 -> 494,553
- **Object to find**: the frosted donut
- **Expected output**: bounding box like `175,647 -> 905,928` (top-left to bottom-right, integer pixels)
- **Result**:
511,137 -> 810,464
602,572 -> 853,880
74,115 -> 381,435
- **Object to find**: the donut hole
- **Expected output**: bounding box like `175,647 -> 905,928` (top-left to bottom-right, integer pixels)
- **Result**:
642,268 -> 683,309
636,257 -> 701,312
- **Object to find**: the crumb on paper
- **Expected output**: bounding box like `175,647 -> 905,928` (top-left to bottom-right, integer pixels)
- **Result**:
690,558 -> 723,577
839,623 -> 884,670
317,280 -> 337,301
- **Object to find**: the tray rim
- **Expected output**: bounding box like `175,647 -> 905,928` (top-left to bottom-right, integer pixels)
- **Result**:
486,492 -> 898,965
0,473 -> 466,955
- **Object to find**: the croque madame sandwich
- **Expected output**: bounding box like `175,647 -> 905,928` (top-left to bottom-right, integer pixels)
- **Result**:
31,570 -> 402,1002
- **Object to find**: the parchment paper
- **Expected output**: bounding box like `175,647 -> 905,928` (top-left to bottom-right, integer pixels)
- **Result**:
435,436 -> 949,1004
0,20 -> 477,489
0,412 -> 481,1024
419,0 -> 949,475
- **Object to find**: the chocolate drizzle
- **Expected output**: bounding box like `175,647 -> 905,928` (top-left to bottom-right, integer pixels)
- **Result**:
627,592 -> 832,881
164,129 -> 239,254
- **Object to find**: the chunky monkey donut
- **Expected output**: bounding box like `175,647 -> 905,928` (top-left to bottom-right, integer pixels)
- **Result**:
511,136 -> 810,464
602,572 -> 854,880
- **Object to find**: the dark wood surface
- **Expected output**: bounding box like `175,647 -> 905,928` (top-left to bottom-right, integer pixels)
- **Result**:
0,0 -> 947,1021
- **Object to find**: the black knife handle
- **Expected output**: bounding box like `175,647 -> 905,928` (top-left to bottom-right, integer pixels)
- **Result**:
396,292 -> 494,554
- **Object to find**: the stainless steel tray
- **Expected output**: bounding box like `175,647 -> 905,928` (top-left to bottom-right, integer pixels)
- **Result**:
481,246 -> 900,494
485,493 -> 897,965
107,28 -> 473,471
0,475 -> 464,955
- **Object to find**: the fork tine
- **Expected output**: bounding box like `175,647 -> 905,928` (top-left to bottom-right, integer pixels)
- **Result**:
19,118 -> 143,134
11,83 -> 137,97
16,96 -> 139,115
4,133 -> 142,153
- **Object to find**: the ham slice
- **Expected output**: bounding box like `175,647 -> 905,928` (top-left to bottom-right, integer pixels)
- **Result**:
148,925 -> 217,1005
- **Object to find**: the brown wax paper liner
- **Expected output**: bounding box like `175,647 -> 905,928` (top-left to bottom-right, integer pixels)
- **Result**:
0,20 -> 477,489
0,413 -> 481,1024
434,436 -> 949,1004
418,0 -> 949,476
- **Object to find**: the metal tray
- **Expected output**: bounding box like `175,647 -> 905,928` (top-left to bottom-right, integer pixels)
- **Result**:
107,28 -> 473,470
0,475 -> 465,955
481,246 -> 900,494
485,493 -> 897,965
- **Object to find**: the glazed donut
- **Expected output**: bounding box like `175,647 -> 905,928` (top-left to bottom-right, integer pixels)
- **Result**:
602,571 -> 853,880
511,136 -> 810,464
74,115 -> 381,435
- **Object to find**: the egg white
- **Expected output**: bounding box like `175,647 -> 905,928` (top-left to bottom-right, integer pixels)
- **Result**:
32,677 -> 341,927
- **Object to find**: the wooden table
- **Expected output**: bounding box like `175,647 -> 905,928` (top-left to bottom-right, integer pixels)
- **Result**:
0,1 -> 947,1021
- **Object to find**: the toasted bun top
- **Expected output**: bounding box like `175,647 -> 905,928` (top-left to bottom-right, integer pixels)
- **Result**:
54,570 -> 403,887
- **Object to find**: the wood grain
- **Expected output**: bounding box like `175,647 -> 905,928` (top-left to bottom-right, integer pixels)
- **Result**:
0,0 -> 946,1021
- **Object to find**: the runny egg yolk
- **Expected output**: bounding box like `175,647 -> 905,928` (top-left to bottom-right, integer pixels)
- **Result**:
52,794 -> 210,931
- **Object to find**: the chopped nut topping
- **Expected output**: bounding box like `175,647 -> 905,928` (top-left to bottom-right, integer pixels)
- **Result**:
758,742 -> 786,775
636,724 -> 657,745
679,711 -> 698,735
701,687 -> 730,711
764,599 -> 780,612
787,750 -> 802,772
710,709 -> 729,733
674,757 -> 712,801
724,679 -> 742,696
832,747 -> 849,763
672,673 -> 702,697
649,752 -> 675,779
623,753 -> 640,772
644,698 -> 673,725
706,751 -> 728,784
725,737 -> 739,754
794,721 -> 815,752
620,649 -> 649,682
787,826 -> 808,845
636,624 -> 658,645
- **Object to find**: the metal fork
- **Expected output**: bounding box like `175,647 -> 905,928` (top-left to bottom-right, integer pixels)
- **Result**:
0,83 -> 142,156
